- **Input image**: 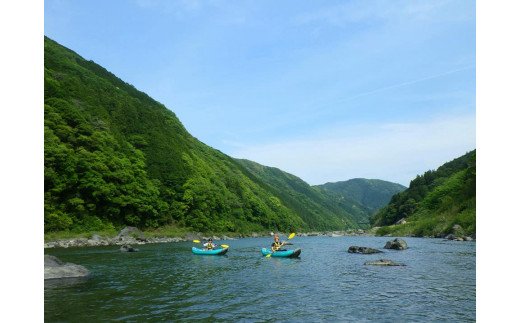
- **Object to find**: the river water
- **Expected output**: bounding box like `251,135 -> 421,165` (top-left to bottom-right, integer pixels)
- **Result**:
44,236 -> 475,322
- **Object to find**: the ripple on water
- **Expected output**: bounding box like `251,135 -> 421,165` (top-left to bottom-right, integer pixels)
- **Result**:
45,237 -> 475,322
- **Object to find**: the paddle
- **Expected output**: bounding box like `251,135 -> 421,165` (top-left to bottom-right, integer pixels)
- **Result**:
193,240 -> 229,249
266,233 -> 296,258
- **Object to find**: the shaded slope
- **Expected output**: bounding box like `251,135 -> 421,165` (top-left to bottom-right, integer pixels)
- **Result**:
235,159 -> 362,229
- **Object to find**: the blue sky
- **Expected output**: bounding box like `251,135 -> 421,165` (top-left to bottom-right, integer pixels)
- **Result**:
45,0 -> 476,186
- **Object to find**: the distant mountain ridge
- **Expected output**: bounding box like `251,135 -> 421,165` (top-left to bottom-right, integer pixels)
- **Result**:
236,159 -> 364,229
316,179 -> 407,213
314,179 -> 407,226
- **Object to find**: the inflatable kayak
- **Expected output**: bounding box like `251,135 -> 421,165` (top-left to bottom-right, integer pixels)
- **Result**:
261,248 -> 301,258
192,247 -> 228,255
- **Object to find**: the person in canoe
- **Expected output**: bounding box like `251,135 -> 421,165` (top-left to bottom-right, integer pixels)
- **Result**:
203,238 -> 217,250
271,234 -> 287,252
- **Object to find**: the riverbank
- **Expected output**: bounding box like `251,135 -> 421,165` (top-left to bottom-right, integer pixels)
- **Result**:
44,227 -> 375,248
44,226 -> 474,249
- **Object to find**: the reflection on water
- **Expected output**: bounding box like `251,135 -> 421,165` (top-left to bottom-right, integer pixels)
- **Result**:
45,237 -> 475,322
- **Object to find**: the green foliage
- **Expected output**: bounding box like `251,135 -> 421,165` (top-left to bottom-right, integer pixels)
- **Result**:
372,150 -> 476,237
315,178 -> 406,226
44,36 -> 361,235
317,179 -> 406,212
236,159 -> 361,230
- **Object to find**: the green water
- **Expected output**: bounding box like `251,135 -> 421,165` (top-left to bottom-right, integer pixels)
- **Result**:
45,236 -> 475,322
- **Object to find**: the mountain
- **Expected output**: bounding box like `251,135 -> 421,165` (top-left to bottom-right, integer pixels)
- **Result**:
315,179 -> 407,224
44,36 -> 363,234
236,159 -> 363,229
371,150 -> 476,237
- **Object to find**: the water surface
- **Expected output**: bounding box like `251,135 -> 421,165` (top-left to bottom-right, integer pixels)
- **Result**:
45,236 -> 475,322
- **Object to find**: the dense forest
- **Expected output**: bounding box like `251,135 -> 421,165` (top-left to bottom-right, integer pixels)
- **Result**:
236,159 -> 364,229
45,37 -> 374,235
371,150 -> 476,237
315,179 -> 407,226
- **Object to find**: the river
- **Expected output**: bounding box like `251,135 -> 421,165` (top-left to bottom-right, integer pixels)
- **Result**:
45,236 -> 475,322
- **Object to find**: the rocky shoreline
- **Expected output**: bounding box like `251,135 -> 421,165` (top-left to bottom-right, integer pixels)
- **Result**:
44,226 -> 474,249
44,235 -> 187,249
44,228 -> 375,249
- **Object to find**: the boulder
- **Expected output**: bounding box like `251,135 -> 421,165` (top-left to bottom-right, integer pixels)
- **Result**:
395,218 -> 407,225
117,226 -> 146,242
445,234 -> 456,240
45,255 -> 64,267
452,224 -> 462,232
120,244 -> 139,252
364,259 -> 406,266
348,246 -> 382,254
463,236 -> 473,241
91,234 -> 102,241
384,238 -> 408,250
44,255 -> 90,280
185,233 -> 200,241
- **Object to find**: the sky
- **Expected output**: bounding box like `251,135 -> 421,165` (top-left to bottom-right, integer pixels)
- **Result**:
44,0 -> 476,186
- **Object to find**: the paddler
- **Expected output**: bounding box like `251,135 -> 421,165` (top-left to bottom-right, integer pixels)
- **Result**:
271,234 -> 286,252
203,238 -> 217,250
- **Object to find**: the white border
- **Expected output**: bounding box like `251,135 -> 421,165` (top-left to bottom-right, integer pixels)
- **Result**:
0,0 -> 43,321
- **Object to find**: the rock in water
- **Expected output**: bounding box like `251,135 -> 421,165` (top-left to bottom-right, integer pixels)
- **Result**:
384,238 -> 408,250
364,259 -> 406,266
44,255 -> 90,280
348,246 -> 382,254
120,244 -> 139,252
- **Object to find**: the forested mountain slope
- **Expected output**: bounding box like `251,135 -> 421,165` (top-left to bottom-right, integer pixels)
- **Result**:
371,150 -> 476,237
44,37 -> 363,234
236,159 -> 363,229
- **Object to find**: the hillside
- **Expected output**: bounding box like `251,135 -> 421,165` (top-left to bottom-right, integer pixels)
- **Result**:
315,179 -> 406,225
44,36 -> 363,235
371,150 -> 476,237
236,159 -> 363,229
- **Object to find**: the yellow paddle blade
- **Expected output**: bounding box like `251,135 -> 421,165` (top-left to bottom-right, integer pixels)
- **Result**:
266,253 -> 271,258
288,233 -> 296,240
221,244 -> 229,248
193,240 -> 201,243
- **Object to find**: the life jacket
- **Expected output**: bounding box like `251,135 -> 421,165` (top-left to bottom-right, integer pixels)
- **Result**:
272,241 -> 283,251
205,242 -> 214,250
